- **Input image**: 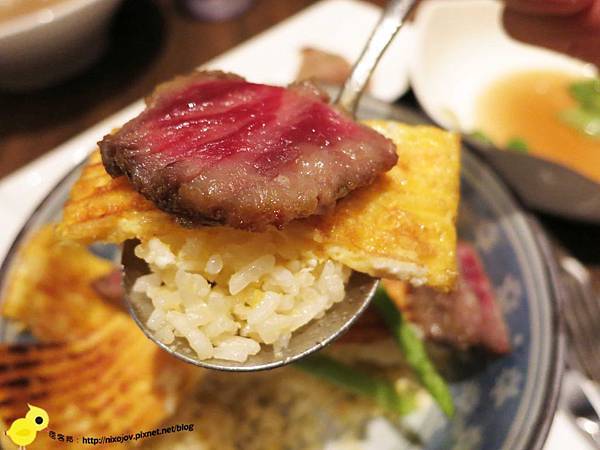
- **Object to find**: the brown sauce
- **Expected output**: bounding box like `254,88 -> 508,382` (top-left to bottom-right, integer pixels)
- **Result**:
475,70 -> 600,183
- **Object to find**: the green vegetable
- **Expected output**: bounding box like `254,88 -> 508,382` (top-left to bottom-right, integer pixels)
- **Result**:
373,286 -> 455,417
469,130 -> 493,145
506,137 -> 529,153
561,78 -> 600,137
296,354 -> 417,416
471,130 -> 530,153
569,78 -> 600,113
560,108 -> 600,137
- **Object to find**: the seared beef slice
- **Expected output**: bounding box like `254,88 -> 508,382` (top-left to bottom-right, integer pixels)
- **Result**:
99,71 -> 397,230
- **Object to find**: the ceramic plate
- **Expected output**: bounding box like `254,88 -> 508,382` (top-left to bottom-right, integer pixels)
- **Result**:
0,95 -> 563,450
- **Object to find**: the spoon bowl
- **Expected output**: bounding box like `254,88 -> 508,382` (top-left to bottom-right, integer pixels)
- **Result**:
121,0 -> 416,371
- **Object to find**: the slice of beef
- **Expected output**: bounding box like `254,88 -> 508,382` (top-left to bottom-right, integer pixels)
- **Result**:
91,269 -> 124,306
296,47 -> 352,86
99,71 -> 397,230
383,242 -> 511,354
456,243 -> 510,354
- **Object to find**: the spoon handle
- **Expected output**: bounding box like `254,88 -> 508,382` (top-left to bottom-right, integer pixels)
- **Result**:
336,0 -> 418,114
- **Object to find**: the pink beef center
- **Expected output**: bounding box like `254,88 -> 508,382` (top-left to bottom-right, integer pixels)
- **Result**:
129,79 -> 367,180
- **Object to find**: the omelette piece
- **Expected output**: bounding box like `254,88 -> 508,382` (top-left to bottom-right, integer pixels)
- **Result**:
57,121 -> 459,290
314,121 -> 459,289
56,152 -> 176,244
0,225 -> 119,340
0,226 -> 199,450
0,316 -> 196,450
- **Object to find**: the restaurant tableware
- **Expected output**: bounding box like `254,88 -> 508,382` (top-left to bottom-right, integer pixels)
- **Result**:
0,0 -> 123,90
410,0 -> 600,224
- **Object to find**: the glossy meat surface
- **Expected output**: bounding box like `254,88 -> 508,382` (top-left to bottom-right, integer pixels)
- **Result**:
99,71 -> 397,230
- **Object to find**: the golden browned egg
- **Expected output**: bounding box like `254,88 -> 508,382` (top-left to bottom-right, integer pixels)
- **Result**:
1,225 -> 117,340
57,121 -> 460,291
319,121 -> 459,290
0,316 -> 196,450
0,226 -> 199,450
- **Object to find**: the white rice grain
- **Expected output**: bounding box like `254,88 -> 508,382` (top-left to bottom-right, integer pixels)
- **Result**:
133,235 -> 350,362
229,255 -> 276,295
213,337 -> 260,362
166,311 -> 213,359
205,254 -> 223,275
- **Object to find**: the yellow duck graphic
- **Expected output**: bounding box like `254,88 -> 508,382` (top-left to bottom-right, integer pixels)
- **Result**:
5,404 -> 49,450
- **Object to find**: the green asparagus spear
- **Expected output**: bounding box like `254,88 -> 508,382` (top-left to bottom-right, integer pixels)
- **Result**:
296,354 -> 417,416
373,286 -> 455,417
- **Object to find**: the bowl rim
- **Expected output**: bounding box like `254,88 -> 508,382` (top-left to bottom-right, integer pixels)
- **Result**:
0,100 -> 565,450
0,0 -> 114,39
519,216 -> 566,450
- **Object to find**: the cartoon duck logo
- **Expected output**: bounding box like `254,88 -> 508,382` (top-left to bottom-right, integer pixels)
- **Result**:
5,404 -> 49,450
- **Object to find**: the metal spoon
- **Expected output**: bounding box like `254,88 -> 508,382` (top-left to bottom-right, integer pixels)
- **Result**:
122,0 -> 417,371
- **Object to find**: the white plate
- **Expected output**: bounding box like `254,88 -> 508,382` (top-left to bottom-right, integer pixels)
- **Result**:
409,0 -> 596,132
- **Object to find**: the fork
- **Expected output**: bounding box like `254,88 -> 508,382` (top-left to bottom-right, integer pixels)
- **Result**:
553,245 -> 600,446
558,249 -> 600,382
